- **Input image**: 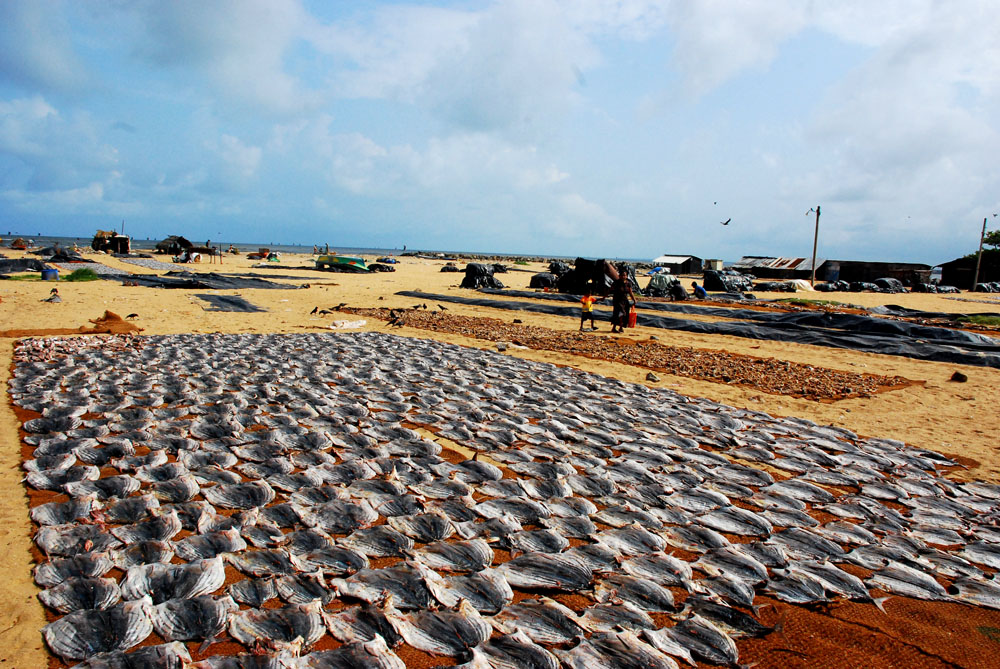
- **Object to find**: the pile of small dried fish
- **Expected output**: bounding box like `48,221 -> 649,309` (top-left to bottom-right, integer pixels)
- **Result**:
340,308 -> 912,401
12,332 -> 1000,668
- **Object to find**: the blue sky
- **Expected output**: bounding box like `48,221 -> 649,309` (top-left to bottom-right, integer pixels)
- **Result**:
1,1 -> 997,262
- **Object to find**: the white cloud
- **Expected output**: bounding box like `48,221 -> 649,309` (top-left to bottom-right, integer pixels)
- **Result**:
0,1 -> 92,95
665,0 -> 808,98
0,96 -> 118,191
130,0 -> 320,116
202,134 -> 262,192
790,2 -> 1000,258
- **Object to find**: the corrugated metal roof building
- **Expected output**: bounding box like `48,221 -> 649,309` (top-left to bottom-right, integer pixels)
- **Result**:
731,256 -> 824,279
733,255 -> 931,285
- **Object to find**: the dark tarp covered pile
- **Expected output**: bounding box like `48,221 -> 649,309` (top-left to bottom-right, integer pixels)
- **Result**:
196,294 -> 267,312
529,272 -> 558,289
874,277 -> 906,293
460,263 -> 505,289
704,269 -> 754,293
646,273 -> 679,298
112,271 -> 303,290
548,260 -> 571,276
557,258 -> 640,295
398,289 -> 1000,368
31,248 -> 86,263
0,258 -> 47,274
911,283 -> 961,294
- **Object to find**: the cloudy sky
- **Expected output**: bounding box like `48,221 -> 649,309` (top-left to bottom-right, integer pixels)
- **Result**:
1,1 -> 998,262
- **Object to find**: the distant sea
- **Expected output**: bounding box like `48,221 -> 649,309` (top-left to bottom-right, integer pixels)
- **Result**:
1,232 -> 653,264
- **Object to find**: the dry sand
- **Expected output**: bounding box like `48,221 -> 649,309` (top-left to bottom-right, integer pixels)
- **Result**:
1,248 -> 998,666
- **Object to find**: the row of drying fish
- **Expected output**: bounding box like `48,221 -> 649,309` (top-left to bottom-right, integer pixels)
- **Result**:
10,332 -> 1000,668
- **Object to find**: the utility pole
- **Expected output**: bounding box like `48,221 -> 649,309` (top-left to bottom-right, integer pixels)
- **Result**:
972,216 -> 987,291
807,206 -> 821,285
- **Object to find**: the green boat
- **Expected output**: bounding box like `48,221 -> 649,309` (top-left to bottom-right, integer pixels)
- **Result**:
316,254 -> 369,272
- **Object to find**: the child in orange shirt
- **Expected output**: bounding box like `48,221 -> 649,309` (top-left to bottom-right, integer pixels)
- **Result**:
580,289 -> 599,331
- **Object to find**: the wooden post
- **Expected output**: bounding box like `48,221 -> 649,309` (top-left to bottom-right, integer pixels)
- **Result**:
972,217 -> 987,291
810,205 -> 821,286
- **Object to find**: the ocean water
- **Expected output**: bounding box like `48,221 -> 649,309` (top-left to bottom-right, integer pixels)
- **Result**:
2,233 -> 650,264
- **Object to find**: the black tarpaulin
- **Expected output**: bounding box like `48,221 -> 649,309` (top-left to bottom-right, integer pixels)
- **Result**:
110,271 -> 302,290
196,294 -> 267,312
397,290 -> 1000,368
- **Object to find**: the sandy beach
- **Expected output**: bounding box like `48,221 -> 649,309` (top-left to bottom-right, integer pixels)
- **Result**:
2,248 -> 999,667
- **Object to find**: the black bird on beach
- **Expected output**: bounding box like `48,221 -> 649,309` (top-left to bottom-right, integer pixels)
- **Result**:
319,309 -> 333,316
126,313 -> 139,320
438,304 -> 448,311
721,218 -> 731,226
310,306 -> 318,315
335,303 -> 347,310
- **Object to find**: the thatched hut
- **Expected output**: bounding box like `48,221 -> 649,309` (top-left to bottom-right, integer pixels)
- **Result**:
91,230 -> 131,254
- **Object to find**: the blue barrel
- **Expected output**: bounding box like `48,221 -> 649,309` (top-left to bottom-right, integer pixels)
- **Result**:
41,269 -> 59,281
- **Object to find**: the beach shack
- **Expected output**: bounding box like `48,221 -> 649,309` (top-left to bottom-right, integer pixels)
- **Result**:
91,230 -> 131,254
940,252 -> 1000,288
652,254 -> 702,275
155,235 -> 193,255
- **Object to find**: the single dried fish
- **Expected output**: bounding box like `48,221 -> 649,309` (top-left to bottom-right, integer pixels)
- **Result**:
556,630 -> 680,669
387,512 -> 455,543
331,563 -> 436,610
34,552 -> 114,587
340,526 -> 415,558
42,596 -> 154,661
151,595 -> 238,641
228,577 -> 278,607
323,602 -> 404,648
496,552 -> 592,591
229,601 -> 325,654
38,576 -> 121,613
202,481 -> 276,510
595,573 -> 676,612
490,596 -> 587,645
293,635 -> 406,669
385,599 -> 491,657
121,557 -> 226,604
414,539 -> 493,573
174,529 -> 248,560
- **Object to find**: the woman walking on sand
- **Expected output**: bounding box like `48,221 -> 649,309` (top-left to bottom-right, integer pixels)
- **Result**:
610,270 -> 635,334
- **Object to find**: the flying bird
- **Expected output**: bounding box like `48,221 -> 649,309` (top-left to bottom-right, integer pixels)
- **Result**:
721,218 -> 731,226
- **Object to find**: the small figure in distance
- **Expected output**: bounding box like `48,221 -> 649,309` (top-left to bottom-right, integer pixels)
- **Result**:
691,281 -> 708,299
610,268 -> 635,334
579,287 -> 598,331
669,279 -> 689,301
